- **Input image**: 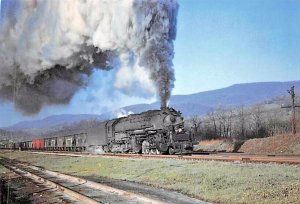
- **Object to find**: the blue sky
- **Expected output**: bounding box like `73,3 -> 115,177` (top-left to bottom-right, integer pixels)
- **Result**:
173,0 -> 300,94
1,0 -> 300,126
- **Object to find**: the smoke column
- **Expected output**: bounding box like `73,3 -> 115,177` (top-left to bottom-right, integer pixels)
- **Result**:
0,0 -> 177,114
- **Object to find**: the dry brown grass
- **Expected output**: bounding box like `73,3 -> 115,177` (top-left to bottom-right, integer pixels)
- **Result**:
194,139 -> 235,152
199,139 -> 224,145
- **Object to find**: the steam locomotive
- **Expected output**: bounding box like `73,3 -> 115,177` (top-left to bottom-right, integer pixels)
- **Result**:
4,107 -> 194,154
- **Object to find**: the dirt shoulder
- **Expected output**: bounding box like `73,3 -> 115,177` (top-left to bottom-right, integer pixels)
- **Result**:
240,133 -> 300,155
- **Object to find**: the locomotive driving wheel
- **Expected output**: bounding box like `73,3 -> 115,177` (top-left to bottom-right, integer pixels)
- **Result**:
131,137 -> 142,153
142,140 -> 150,154
103,145 -> 109,153
168,147 -> 175,155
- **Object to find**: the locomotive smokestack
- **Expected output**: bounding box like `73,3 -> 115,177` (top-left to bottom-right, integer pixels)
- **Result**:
161,101 -> 167,109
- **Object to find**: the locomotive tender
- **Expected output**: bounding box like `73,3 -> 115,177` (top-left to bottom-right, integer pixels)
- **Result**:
5,107 -> 194,154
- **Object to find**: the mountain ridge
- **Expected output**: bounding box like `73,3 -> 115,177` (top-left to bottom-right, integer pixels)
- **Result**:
4,114 -> 107,131
3,80 -> 300,132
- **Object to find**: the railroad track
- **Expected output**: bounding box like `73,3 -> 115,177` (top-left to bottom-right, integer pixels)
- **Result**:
27,151 -> 300,165
0,157 -> 165,204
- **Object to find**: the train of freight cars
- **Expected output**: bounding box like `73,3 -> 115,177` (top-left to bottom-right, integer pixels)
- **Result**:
4,107 -> 194,154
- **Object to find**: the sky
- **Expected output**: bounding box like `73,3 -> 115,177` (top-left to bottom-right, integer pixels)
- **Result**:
173,0 -> 300,94
0,0 -> 300,126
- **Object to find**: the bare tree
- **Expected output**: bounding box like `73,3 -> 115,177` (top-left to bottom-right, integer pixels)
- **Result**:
250,104 -> 268,138
215,107 -> 233,138
236,106 -> 246,139
187,95 -> 296,141
190,115 -> 202,140
207,111 -> 218,137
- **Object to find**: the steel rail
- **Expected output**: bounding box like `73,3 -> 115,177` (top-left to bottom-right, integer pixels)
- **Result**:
23,164 -> 164,204
27,151 -> 300,165
0,157 -> 164,204
0,159 -> 99,204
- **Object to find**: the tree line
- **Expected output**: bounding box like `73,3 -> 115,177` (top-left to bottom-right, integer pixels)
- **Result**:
186,101 -> 299,141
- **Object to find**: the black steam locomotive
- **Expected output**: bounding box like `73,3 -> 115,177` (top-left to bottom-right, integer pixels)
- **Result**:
5,107 -> 194,154
86,107 -> 193,154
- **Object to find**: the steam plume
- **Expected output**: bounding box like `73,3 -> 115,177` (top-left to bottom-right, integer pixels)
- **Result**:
0,0 -> 177,114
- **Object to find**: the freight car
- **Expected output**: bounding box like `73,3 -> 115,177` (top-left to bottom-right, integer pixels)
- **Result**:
19,141 -> 32,150
4,107 -> 194,154
32,139 -> 44,150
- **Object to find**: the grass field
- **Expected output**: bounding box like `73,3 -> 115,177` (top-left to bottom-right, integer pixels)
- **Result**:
0,164 -> 7,174
1,151 -> 300,204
